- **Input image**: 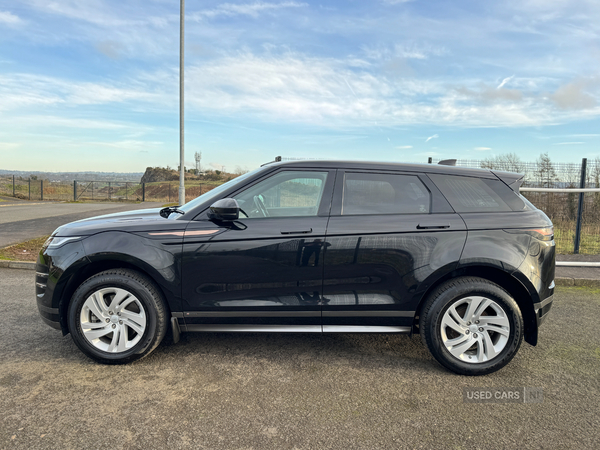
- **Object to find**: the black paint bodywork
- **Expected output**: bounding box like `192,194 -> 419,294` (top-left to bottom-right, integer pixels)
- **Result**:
36,160 -> 555,346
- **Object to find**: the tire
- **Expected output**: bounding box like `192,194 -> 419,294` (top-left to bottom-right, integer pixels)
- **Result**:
419,277 -> 523,376
67,269 -> 168,364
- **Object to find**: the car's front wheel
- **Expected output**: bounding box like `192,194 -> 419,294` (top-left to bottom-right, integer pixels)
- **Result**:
67,269 -> 168,364
420,277 -> 524,375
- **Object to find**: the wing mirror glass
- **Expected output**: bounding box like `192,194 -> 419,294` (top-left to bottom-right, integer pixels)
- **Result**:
208,198 -> 240,222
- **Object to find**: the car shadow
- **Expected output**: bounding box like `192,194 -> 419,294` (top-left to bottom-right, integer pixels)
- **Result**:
154,331 -> 440,374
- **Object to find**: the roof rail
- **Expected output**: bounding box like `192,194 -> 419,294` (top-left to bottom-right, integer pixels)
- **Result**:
260,156 -> 282,167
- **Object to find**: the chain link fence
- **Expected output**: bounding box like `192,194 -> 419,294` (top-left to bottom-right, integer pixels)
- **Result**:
521,190 -> 600,254
431,158 -> 600,188
432,158 -> 600,254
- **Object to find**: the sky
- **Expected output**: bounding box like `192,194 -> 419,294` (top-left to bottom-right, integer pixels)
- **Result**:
1,0 -> 600,173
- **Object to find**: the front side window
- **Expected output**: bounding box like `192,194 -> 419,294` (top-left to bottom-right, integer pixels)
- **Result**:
178,166 -> 264,215
342,172 -> 431,215
234,171 -> 328,218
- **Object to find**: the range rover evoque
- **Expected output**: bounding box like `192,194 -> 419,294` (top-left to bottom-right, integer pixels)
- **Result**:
36,160 -> 555,375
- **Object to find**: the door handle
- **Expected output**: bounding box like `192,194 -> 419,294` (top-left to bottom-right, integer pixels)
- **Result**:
417,223 -> 450,230
281,228 -> 313,235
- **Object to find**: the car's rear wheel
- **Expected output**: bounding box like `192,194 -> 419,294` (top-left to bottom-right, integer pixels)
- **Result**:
420,276 -> 523,376
67,269 -> 168,364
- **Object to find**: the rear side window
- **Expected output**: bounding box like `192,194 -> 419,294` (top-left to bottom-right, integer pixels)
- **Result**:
429,174 -> 527,213
342,172 -> 430,215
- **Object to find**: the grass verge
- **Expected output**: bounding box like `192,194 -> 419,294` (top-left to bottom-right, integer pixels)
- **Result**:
0,236 -> 49,262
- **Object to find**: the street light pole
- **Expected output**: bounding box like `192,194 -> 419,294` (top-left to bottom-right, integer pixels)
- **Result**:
178,0 -> 186,206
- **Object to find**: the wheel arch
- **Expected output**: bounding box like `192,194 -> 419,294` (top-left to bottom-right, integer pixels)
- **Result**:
55,255 -> 173,336
415,265 -> 538,346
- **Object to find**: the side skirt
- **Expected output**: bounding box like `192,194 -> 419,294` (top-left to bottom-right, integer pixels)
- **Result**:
179,323 -> 411,334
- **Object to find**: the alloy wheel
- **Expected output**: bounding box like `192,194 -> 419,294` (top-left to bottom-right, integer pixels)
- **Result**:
440,296 -> 510,363
79,287 -> 147,353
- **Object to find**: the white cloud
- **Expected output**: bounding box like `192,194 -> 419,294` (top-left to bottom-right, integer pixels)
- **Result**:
172,53 -> 600,128
68,83 -> 164,106
0,10 -> 21,24
382,0 -> 414,4
551,78 -> 599,110
396,145 -> 413,149
0,73 -> 171,111
27,0 -> 131,27
3,47 -> 600,136
474,147 -> 492,151
192,2 -> 307,20
552,142 -> 585,145
497,76 -> 514,89
361,42 -> 446,62
425,134 -> 439,142
454,84 -> 524,104
8,115 -> 133,130
184,53 -> 460,126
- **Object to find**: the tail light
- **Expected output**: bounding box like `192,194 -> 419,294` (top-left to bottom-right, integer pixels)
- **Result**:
504,227 -> 554,241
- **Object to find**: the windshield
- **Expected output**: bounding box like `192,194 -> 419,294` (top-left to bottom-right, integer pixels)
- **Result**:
177,166 -> 267,215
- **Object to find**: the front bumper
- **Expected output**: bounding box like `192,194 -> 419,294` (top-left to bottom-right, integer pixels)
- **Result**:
35,262 -> 61,329
533,294 -> 554,327
36,240 -> 87,332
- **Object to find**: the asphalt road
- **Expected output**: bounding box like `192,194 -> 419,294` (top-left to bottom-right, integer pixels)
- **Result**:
1,268 -> 598,450
0,201 -> 162,248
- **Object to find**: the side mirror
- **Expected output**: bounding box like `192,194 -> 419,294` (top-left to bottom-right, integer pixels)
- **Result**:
208,198 -> 240,222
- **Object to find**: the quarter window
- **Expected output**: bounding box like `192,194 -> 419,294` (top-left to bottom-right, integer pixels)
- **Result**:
342,173 -> 430,215
428,174 -> 521,212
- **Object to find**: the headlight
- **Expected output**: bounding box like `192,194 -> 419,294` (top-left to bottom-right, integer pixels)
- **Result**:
42,236 -> 82,249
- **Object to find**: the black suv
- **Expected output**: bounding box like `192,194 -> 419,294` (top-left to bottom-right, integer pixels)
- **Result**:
36,160 -> 555,375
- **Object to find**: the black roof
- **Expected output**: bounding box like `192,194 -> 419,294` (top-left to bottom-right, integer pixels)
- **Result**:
263,159 -> 506,179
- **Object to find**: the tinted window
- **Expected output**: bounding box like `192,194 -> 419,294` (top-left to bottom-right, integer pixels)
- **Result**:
234,171 -> 328,218
429,174 -> 527,212
342,173 -> 430,215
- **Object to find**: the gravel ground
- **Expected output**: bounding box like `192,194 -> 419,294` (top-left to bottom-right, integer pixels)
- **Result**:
1,268 -> 599,450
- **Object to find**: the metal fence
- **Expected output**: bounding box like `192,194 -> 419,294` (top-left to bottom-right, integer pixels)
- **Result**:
431,158 -> 600,255
0,176 -> 220,204
73,181 -> 143,202
431,158 -> 600,189
0,176 -> 73,201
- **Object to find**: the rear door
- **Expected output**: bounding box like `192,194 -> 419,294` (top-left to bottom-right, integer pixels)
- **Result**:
322,170 -> 467,331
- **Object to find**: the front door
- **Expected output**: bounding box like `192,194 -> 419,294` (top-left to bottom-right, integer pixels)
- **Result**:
181,169 -> 335,332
